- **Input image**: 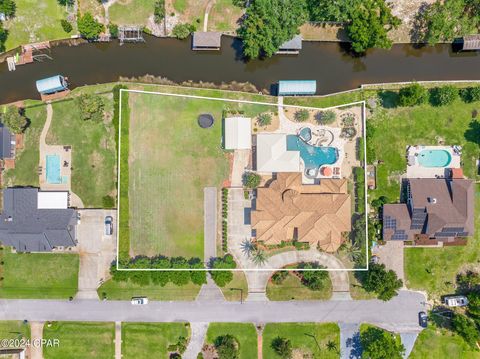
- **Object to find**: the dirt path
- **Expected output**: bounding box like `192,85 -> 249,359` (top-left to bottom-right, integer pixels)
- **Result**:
115,321 -> 122,359
203,0 -> 216,32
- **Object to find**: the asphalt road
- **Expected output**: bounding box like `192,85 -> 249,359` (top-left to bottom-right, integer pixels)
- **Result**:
0,290 -> 425,333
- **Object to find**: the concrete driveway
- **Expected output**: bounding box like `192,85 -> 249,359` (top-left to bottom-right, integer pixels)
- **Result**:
76,209 -> 117,299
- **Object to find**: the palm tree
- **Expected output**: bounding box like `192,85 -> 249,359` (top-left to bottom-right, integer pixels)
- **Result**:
326,340 -> 337,352
240,238 -> 256,257
251,249 -> 267,266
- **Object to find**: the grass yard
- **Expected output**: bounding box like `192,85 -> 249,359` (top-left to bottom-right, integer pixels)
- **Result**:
122,322 -> 190,359
205,323 -> 257,359
207,0 -> 244,32
262,323 -> 340,359
219,271 -> 249,301
0,250 -> 78,299
124,91 -> 270,259
109,0 -> 156,26
43,322 -> 114,359
0,321 -> 30,340
4,0 -> 71,51
47,96 -> 116,208
3,101 -> 46,187
410,326 -> 478,359
78,0 -> 105,21
405,184 -> 480,298
98,279 -> 201,300
266,272 -> 332,301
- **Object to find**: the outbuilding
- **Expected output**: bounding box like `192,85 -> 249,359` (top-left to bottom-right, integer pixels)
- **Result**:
278,80 -> 316,96
276,35 -> 302,54
460,35 -> 480,50
35,75 -> 68,95
224,117 -> 252,149
192,32 -> 222,50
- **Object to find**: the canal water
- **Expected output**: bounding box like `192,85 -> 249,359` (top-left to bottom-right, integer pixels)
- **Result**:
0,35 -> 479,103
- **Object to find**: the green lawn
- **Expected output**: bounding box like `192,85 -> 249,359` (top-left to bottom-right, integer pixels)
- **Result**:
0,321 -> 30,340
173,0 -> 187,13
43,322 -> 114,359
47,97 -> 116,208
410,326 -> 479,359
205,323 -> 257,359
262,323 -> 340,359
109,0 -> 156,26
124,91 -> 270,259
0,250 -> 78,299
98,279 -> 201,300
122,322 -> 190,359
4,0 -> 71,51
3,101 -> 46,187
266,273 -> 332,301
219,271 -> 249,301
405,184 -> 480,298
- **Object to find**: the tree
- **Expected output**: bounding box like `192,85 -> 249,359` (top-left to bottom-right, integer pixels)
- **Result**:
398,83 -> 428,106
76,94 -> 105,122
240,238 -> 256,257
109,23 -> 119,38
296,262 -> 329,291
371,195 -> 390,209
460,86 -> 480,103
169,257 -> 191,286
457,271 -> 480,292
77,12 -> 104,40
257,113 -> 272,126
452,313 -> 480,349
306,0 -> 350,22
315,110 -> 336,124
271,336 -> 292,359
154,0 -> 165,24
360,327 -> 405,359
430,85 -> 459,106
214,334 -> 239,359
467,292 -> 480,319
57,0 -> 74,5
0,22 -> 7,52
150,256 -> 171,286
189,257 -> 207,286
238,0 -> 307,59
244,172 -> 261,188
210,254 -> 236,287
294,109 -> 309,122
128,257 -> 152,286
362,263 -> 403,300
60,19 -> 73,33
172,23 -> 195,39
2,106 -> 27,134
0,0 -> 16,17
251,249 -> 267,266
346,0 -> 400,53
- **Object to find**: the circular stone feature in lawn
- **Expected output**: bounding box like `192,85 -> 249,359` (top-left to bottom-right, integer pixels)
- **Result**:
198,113 -> 214,128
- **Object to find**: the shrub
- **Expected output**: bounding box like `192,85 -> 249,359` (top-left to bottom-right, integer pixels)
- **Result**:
271,270 -> 288,285
172,23 -> 195,39
257,113 -> 272,126
210,254 -> 236,287
108,23 -> 119,38
460,86 -> 480,103
398,83 -> 428,106
60,19 -> 73,33
1,106 -> 27,134
430,85 -> 459,106
362,263 -> 403,300
296,262 -> 329,291
271,336 -> 292,359
76,94 -> 105,122
316,110 -> 336,124
294,109 -> 309,122
102,195 -> 115,208
77,12 -> 104,40
244,172 -> 261,188
154,0 -> 165,23
360,327 -> 405,359
452,313 -> 480,349
214,334 -> 239,359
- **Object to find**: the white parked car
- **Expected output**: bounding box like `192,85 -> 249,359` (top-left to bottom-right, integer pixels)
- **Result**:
443,295 -> 468,307
131,297 -> 148,305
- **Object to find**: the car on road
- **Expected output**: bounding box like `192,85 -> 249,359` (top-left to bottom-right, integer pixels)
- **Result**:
418,311 -> 428,328
131,297 -> 148,305
104,216 -> 113,236
443,295 -> 468,307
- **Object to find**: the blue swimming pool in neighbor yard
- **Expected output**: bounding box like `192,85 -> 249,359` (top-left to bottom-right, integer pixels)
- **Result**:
46,155 -> 62,184
286,135 -> 338,169
417,149 -> 452,167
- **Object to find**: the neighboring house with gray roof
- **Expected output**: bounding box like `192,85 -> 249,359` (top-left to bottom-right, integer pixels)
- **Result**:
0,123 -> 14,159
0,188 -> 78,252
383,178 -> 474,243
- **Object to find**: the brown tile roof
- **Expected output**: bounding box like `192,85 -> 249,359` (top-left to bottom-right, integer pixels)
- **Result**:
251,173 -> 351,252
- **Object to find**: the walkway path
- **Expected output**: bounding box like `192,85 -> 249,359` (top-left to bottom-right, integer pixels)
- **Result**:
196,274 -> 225,301
400,332 -> 419,358
204,187 -> 217,264
203,0 -> 216,32
339,322 -> 361,359
30,322 -> 44,359
114,321 -> 122,359
183,322 -> 209,359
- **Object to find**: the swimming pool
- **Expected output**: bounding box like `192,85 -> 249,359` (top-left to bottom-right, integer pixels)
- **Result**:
46,155 -> 62,184
286,135 -> 338,170
417,149 -> 452,167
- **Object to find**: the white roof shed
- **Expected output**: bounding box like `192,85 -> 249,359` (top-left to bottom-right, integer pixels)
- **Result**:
256,134 -> 300,173
224,117 -> 252,150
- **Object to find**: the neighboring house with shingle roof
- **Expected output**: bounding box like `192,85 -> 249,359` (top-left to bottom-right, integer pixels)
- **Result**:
0,123 -> 14,160
383,178 -> 474,242
0,187 -> 78,252
251,172 -> 351,252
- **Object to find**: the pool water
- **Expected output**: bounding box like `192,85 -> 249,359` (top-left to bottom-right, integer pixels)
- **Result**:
286,135 -> 338,169
417,149 -> 452,167
46,155 -> 62,184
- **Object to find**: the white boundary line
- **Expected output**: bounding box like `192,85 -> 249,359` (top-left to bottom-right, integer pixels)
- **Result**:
116,88 -> 369,272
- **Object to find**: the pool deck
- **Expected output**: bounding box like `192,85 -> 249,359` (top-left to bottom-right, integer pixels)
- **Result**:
406,145 -> 461,178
